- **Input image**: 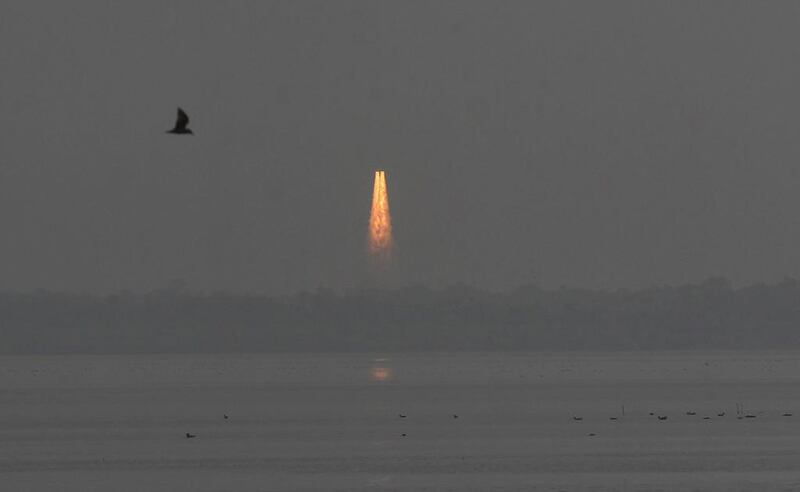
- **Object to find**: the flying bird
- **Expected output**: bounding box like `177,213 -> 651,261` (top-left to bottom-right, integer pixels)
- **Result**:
167,107 -> 193,135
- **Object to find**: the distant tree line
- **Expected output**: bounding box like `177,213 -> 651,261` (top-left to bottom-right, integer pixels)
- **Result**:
2,277 -> 800,353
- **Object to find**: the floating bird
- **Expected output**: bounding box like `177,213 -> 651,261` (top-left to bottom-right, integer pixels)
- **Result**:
783,413 -> 793,417
703,416 -> 711,420
609,417 -> 617,421
745,414 -> 757,419
572,416 -> 583,421
223,414 -> 229,420
588,433 -> 596,437
401,433 -> 407,437
453,414 -> 459,419
185,433 -> 196,439
167,107 -> 193,135
649,412 -> 655,416
398,413 -> 407,419
657,415 -> 668,421
717,412 -> 725,417
686,411 -> 696,416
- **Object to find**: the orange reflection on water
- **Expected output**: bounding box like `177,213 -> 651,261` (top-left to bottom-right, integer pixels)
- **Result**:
370,365 -> 392,382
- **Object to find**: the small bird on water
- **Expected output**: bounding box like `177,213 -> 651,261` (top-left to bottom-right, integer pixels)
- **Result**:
185,433 -> 196,439
167,107 -> 193,135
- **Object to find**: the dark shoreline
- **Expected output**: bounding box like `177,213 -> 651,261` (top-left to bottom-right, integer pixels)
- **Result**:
3,277 -> 800,354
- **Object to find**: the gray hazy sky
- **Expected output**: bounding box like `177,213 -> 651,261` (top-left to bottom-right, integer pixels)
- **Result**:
2,1 -> 800,293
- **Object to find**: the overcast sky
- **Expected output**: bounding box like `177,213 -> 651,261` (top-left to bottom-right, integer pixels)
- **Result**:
2,1 -> 800,293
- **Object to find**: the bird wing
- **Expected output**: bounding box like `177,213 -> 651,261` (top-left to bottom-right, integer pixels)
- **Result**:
176,108 -> 189,129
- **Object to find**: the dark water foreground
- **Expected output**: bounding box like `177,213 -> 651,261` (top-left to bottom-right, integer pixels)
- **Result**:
1,352 -> 800,491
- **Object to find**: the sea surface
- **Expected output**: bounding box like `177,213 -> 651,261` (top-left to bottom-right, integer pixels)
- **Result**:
2,351 -> 800,491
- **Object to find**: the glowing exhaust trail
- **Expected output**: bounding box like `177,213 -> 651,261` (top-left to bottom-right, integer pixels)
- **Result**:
368,170 -> 393,265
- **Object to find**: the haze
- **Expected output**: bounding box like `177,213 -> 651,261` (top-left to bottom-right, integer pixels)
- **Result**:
1,1 -> 799,294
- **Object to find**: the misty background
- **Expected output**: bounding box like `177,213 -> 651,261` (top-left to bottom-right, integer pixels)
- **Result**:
2,1 -> 800,294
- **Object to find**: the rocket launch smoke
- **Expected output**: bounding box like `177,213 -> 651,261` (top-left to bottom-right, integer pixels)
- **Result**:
368,170 -> 393,266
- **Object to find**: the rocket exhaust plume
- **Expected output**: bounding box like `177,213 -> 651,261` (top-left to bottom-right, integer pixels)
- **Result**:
368,170 -> 393,266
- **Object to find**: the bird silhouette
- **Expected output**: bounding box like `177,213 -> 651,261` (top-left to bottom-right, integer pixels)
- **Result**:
167,108 -> 193,135
185,432 -> 196,439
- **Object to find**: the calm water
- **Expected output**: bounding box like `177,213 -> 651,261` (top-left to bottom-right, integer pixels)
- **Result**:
2,352 -> 800,491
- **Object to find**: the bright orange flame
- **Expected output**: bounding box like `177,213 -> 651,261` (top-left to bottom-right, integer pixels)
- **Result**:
368,170 -> 393,263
